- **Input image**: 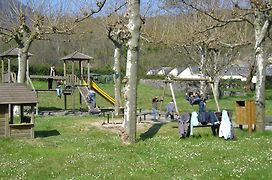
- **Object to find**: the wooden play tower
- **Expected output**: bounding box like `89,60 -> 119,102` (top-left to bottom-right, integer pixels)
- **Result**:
0,48 -> 37,138
0,47 -> 32,83
60,51 -> 93,112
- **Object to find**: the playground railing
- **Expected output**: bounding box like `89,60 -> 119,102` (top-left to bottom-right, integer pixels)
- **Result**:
3,72 -> 16,83
66,74 -> 81,86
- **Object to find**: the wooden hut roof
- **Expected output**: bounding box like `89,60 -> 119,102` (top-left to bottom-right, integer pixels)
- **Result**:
0,47 -> 33,58
60,51 -> 93,61
0,83 -> 38,105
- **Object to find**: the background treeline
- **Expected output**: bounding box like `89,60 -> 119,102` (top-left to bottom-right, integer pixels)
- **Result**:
0,16 -> 191,77
1,9 -> 264,79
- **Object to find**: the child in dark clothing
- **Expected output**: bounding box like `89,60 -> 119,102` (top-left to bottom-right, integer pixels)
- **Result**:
152,97 -> 159,120
56,80 -> 62,98
48,65 -> 56,89
166,100 -> 175,120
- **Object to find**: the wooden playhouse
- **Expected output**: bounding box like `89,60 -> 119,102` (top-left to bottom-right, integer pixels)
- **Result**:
0,83 -> 38,138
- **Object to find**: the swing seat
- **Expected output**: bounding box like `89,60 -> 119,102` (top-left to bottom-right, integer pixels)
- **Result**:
191,98 -> 202,105
186,96 -> 202,105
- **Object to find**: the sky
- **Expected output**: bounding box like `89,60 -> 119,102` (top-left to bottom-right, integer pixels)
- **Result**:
17,0 -> 162,17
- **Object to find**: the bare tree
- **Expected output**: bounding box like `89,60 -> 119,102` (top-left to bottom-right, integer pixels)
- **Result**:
178,0 -> 272,132
107,16 -> 130,116
143,2 -> 248,110
123,0 -> 141,144
0,0 -> 106,83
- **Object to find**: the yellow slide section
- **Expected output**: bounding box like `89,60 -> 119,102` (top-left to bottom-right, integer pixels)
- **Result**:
82,80 -> 115,105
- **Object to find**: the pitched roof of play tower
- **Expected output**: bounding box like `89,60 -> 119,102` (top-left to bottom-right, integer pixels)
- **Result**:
60,51 -> 93,61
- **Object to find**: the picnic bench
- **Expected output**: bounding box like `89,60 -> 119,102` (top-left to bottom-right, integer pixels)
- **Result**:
137,110 -> 171,122
138,110 -> 152,122
99,108 -> 115,123
184,111 -> 232,136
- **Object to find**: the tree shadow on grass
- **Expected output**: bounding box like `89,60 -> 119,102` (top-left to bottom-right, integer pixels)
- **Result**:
139,123 -> 164,141
35,129 -> 60,138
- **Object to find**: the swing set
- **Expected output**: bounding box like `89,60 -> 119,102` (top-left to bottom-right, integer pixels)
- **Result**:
158,76 -> 220,118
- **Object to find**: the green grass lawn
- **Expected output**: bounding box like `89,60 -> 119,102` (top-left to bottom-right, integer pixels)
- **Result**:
0,115 -> 272,179
1,80 -> 272,179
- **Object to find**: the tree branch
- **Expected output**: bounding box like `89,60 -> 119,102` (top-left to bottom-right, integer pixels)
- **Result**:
107,2 -> 128,17
255,19 -> 270,49
75,0 -> 107,23
217,41 -> 252,48
181,0 -> 254,29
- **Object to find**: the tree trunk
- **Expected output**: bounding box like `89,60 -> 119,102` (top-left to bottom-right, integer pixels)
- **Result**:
213,77 -> 220,101
199,46 -> 207,95
244,60 -> 256,91
113,46 -> 122,116
254,10 -> 268,132
124,0 -> 141,144
17,38 -> 32,84
17,49 -> 28,83
255,40 -> 266,132
211,76 -> 220,112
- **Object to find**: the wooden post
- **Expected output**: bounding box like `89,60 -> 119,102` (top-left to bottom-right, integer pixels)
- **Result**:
79,93 -> 82,109
63,61 -> 67,85
31,105 -> 35,124
8,58 -> 10,83
10,105 -> 13,124
35,91 -> 39,115
1,59 -> 4,83
31,105 -> 35,138
26,59 -> 29,85
8,104 -> 11,124
3,105 -> 9,137
6,104 -> 12,137
87,60 -> 90,88
79,61 -> 82,108
6,106 -> 10,137
169,81 -> 179,115
63,61 -> 67,76
64,94 -> 67,111
79,61 -> 81,82
20,105 -> 24,123
80,61 -> 83,82
72,61 -> 75,84
72,61 -> 75,112
36,103 -> 39,116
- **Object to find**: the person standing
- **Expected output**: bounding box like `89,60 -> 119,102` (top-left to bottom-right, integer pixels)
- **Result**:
56,80 -> 62,98
48,65 -> 56,90
166,99 -> 175,120
152,97 -> 159,120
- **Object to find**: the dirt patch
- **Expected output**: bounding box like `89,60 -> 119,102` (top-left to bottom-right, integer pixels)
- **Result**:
80,117 -> 154,134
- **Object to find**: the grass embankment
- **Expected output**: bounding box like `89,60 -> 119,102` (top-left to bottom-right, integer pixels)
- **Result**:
0,80 -> 271,179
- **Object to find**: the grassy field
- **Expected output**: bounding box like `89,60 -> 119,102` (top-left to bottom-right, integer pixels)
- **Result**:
1,116 -> 272,179
32,80 -> 272,115
0,80 -> 272,179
